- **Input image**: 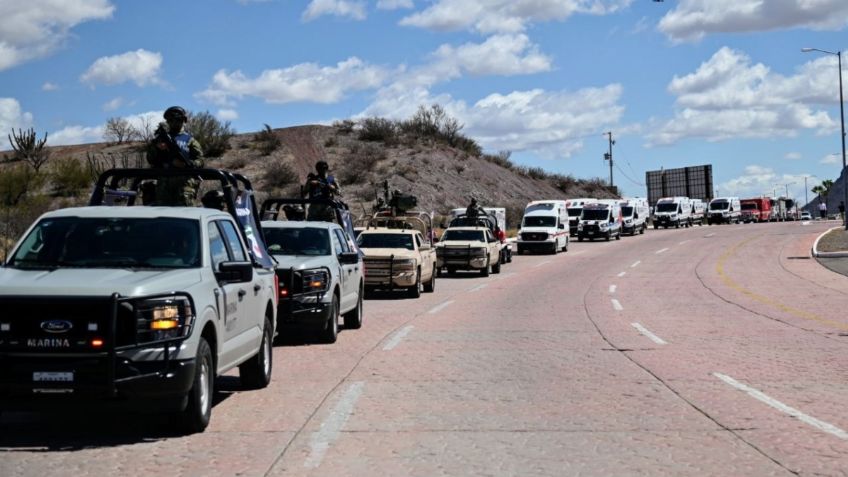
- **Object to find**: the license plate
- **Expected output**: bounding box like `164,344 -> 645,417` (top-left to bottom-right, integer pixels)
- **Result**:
587,231 -> 594,235
33,371 -> 74,382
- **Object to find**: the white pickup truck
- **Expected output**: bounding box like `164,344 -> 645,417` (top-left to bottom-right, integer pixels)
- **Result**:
436,226 -> 502,276
0,169 -> 278,434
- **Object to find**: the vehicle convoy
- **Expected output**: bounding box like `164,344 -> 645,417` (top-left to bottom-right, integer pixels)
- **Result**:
0,169 -> 278,434
448,207 -> 512,264
260,198 -> 364,344
770,197 -> 795,221
577,200 -> 622,241
620,197 -> 649,235
707,197 -> 742,224
565,198 -> 596,237
517,200 -> 569,254
436,222 -> 502,276
653,196 -> 691,229
740,197 -> 771,223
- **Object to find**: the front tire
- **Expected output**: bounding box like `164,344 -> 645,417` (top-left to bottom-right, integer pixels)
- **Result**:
240,317 -> 273,389
343,284 -> 364,329
423,269 -> 436,292
407,270 -> 421,298
480,259 -> 490,277
179,337 -> 213,434
321,294 -> 339,343
492,255 -> 501,274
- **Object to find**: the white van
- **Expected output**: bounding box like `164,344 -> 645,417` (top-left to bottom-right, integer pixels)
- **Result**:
565,198 -> 596,237
707,197 -> 742,225
577,200 -> 622,241
517,200 -> 569,254
689,199 -> 706,226
653,196 -> 692,229
620,197 -> 649,235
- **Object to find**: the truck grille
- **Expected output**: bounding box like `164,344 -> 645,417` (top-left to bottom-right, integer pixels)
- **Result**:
521,232 -> 548,242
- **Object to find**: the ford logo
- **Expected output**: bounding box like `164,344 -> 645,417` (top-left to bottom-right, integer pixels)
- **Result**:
40,320 -> 73,334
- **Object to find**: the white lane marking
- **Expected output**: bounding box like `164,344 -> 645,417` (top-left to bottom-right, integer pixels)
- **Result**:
611,299 -> 623,311
496,272 -> 516,281
801,221 -> 810,226
382,325 -> 414,351
304,381 -> 366,468
617,271 -> 626,278
609,285 -> 617,294
631,260 -> 641,268
714,373 -> 848,440
470,283 -> 488,293
534,260 -> 552,267
428,300 -> 455,315
655,248 -> 669,254
570,250 -> 587,255
705,233 -> 716,238
631,323 -> 667,345
679,240 -> 691,245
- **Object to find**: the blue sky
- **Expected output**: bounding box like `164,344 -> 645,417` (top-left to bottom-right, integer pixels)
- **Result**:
1,0 -> 847,204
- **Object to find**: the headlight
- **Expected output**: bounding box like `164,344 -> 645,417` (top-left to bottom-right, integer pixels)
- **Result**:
394,259 -> 416,269
302,269 -> 330,292
670,213 -> 677,218
470,248 -> 487,257
136,296 -> 195,343
599,223 -> 608,229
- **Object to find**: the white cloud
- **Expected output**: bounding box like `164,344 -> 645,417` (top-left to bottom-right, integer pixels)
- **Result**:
399,0 -> 632,34
784,152 -> 802,160
0,98 -> 34,139
80,49 -> 163,87
659,0 -> 848,43
361,84 -> 625,157
0,0 -> 114,71
377,0 -> 413,10
102,97 -> 125,111
302,0 -> 366,21
821,154 -> 841,165
646,47 -> 838,146
41,82 -> 58,91
719,165 -> 809,199
217,109 -> 239,121
430,34 -> 551,76
197,57 -> 389,106
48,125 -> 105,146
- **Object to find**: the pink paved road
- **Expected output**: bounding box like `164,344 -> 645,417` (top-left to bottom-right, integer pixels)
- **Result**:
1,221 -> 846,476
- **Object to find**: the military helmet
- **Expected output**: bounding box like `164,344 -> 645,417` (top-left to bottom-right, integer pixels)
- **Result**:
164,106 -> 188,121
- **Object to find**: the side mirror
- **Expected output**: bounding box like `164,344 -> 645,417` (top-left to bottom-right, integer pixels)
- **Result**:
338,251 -> 360,265
558,224 -> 565,229
216,261 -> 254,283
420,244 -> 431,251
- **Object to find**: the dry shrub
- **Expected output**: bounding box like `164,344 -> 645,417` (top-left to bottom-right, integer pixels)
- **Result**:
263,160 -> 298,188
254,124 -> 281,155
50,158 -> 92,197
338,143 -> 385,185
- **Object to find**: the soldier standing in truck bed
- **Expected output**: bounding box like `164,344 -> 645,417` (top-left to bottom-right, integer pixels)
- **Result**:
146,106 -> 204,206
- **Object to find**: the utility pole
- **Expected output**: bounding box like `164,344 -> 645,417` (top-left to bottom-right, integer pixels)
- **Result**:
804,176 -> 809,209
603,131 -> 615,189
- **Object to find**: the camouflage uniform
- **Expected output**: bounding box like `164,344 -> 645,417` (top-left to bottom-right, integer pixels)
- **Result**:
146,122 -> 204,206
305,173 -> 342,222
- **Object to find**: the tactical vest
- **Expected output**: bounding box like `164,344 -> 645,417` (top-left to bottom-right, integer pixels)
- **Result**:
171,131 -> 194,164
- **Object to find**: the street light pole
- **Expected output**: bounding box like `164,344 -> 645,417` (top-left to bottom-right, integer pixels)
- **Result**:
804,176 -> 809,209
604,131 -> 615,190
802,48 -> 847,229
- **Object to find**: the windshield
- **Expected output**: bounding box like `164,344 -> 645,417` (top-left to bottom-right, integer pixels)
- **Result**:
357,233 -> 414,250
581,209 -> 610,221
741,203 -> 758,210
566,208 -> 582,217
656,203 -> 678,213
522,216 -> 556,227
710,200 -> 729,210
442,230 -> 485,242
621,206 -> 634,217
264,227 -> 330,256
8,217 -> 201,269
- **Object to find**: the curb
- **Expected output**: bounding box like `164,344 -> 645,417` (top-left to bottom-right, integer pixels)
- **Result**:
812,226 -> 848,258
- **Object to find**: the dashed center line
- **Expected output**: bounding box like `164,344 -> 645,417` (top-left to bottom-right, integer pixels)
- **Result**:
655,248 -> 669,254
304,381 -> 366,468
534,260 -> 552,268
428,300 -> 454,315
470,283 -> 488,293
679,240 -> 691,245
609,285 -> 617,294
382,325 -> 414,351
630,260 -> 641,268
611,299 -> 623,311
714,373 -> 848,440
570,250 -> 587,255
631,323 -> 667,345
705,233 -> 716,238
617,271 -> 626,278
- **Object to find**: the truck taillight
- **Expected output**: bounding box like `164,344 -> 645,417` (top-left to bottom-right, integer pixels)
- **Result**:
279,287 -> 289,298
274,274 -> 280,305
